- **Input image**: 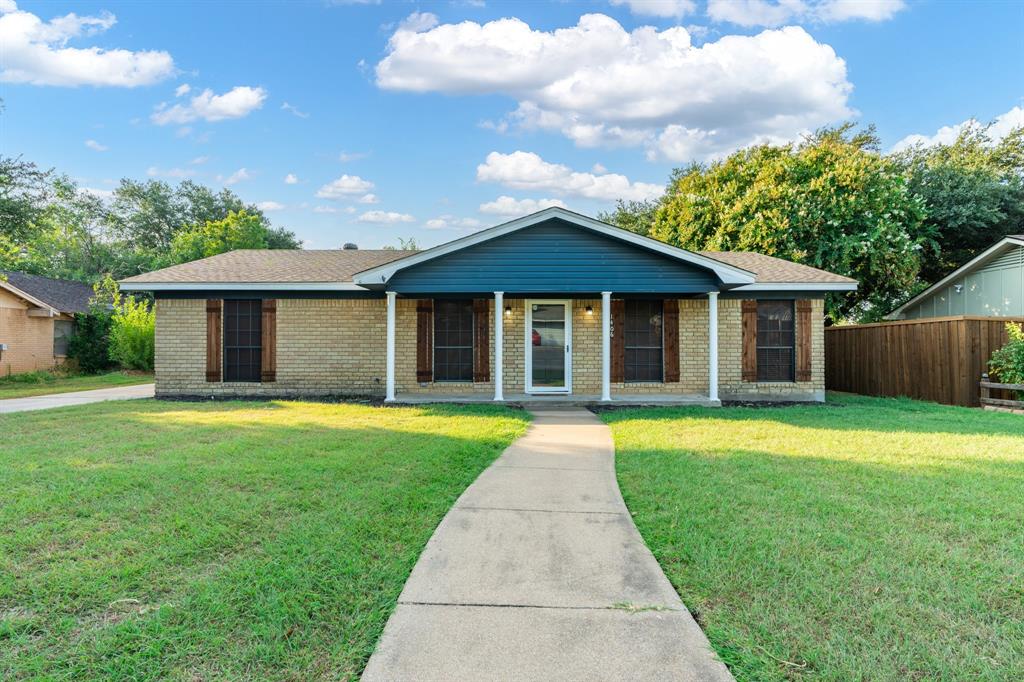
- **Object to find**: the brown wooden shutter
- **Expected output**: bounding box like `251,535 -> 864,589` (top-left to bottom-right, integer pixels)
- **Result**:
663,299 -> 680,383
741,300 -> 758,382
261,299 -> 277,383
795,299 -> 813,382
205,299 -> 222,382
611,299 -> 625,383
473,299 -> 490,382
416,300 -> 433,383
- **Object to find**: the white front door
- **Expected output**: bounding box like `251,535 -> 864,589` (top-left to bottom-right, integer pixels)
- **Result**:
525,300 -> 572,393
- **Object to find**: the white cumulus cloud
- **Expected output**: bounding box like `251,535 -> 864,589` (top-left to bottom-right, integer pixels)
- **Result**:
84,139 -> 107,151
477,151 -> 661,202
609,0 -> 695,18
284,173 -> 299,184
256,201 -> 285,211
357,210 -> 415,224
376,13 -> 852,161
425,215 -> 483,229
0,2 -> 174,87
316,174 -> 375,199
152,86 -> 267,125
891,106 -> 1024,153
479,195 -> 568,216
706,0 -> 905,28
357,193 -> 379,204
174,83 -> 190,97
219,168 -> 250,186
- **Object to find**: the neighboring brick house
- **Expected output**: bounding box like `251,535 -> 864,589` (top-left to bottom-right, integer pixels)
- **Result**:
0,272 -> 93,376
120,208 -> 856,404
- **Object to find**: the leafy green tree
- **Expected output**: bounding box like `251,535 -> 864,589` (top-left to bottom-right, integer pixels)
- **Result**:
0,156 -> 52,247
894,124 -> 1024,283
168,210 -> 271,264
631,125 -> 928,322
383,236 -> 420,251
989,322 -> 1024,398
109,295 -> 155,371
598,198 -> 663,237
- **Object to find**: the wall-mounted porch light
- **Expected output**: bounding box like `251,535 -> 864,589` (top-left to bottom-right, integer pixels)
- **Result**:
504,305 -> 512,317
585,305 -> 593,315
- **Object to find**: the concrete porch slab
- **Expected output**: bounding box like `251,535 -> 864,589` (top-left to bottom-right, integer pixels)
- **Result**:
394,392 -> 721,407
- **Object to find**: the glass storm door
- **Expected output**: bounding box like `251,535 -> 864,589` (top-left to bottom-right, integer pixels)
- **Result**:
527,301 -> 571,393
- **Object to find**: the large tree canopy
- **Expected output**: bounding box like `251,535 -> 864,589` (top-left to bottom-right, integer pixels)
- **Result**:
642,126 -> 928,322
604,121 -> 1024,323
0,162 -> 301,284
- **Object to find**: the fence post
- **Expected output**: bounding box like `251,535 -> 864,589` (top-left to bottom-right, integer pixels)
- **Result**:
980,372 -> 989,406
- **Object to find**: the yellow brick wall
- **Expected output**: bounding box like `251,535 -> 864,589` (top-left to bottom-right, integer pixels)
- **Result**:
153,295 -> 825,402
0,288 -> 59,375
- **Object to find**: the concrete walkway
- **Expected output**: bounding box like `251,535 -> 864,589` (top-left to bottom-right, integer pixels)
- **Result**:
0,383 -> 155,414
362,407 -> 732,682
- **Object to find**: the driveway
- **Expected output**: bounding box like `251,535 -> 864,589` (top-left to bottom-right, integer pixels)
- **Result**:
361,406 -> 733,681
0,383 -> 155,414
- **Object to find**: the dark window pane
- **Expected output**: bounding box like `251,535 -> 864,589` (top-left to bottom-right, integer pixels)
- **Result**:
223,299 -> 262,382
434,299 -> 474,382
756,301 -> 794,382
624,300 -> 663,382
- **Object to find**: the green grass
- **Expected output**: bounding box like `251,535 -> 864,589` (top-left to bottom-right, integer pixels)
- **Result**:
0,370 -> 153,400
0,399 -> 529,681
603,393 -> 1024,681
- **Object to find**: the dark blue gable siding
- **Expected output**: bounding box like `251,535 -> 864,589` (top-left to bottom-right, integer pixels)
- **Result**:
386,219 -> 719,294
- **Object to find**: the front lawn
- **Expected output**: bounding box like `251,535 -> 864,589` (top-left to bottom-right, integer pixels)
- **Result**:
0,400 -> 528,680
0,370 -> 153,400
604,393 -> 1024,681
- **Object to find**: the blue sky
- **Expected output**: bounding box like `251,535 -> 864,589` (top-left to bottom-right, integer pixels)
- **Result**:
2,0 -> 1022,249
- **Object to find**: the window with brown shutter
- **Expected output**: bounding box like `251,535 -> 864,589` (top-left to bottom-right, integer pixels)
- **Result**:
663,299 -> 679,383
795,299 -> 812,382
756,300 -> 795,382
223,299 -> 262,382
473,299 -> 490,382
261,299 -> 276,383
624,300 -> 663,382
206,299 -> 222,382
416,300 -> 433,383
741,300 -> 758,382
434,299 -> 473,382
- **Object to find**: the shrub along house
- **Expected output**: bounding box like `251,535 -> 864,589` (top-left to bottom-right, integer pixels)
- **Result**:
120,208 -> 856,404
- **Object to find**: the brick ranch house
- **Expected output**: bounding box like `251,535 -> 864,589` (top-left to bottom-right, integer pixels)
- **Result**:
1,272 -> 93,376
120,208 -> 857,404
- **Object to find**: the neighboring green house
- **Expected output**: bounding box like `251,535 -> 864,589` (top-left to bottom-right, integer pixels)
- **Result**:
888,235 -> 1024,320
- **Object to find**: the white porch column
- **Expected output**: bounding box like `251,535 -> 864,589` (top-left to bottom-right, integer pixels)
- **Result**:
601,291 -> 612,402
494,291 -> 504,401
385,291 -> 396,402
708,290 -> 719,402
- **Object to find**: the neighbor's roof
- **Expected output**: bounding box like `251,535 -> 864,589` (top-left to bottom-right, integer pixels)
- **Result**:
120,249 -> 411,287
698,252 -> 856,285
0,271 -> 94,314
887,233 -> 1024,319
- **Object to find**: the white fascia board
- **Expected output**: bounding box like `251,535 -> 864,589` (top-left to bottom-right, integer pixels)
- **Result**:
731,282 -> 858,292
118,281 -> 368,292
887,237 -> 1024,319
353,207 -> 757,286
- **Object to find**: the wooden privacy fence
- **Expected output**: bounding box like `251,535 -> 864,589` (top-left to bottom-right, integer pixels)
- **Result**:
825,316 -> 1024,407
980,375 -> 1024,412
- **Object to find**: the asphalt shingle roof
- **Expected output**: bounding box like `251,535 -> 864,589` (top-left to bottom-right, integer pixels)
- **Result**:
0,271 -> 94,314
119,249 -> 412,284
119,246 -> 854,287
698,251 -> 856,284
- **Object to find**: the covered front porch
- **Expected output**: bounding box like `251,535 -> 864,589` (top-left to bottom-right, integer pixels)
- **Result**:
382,290 -> 723,405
